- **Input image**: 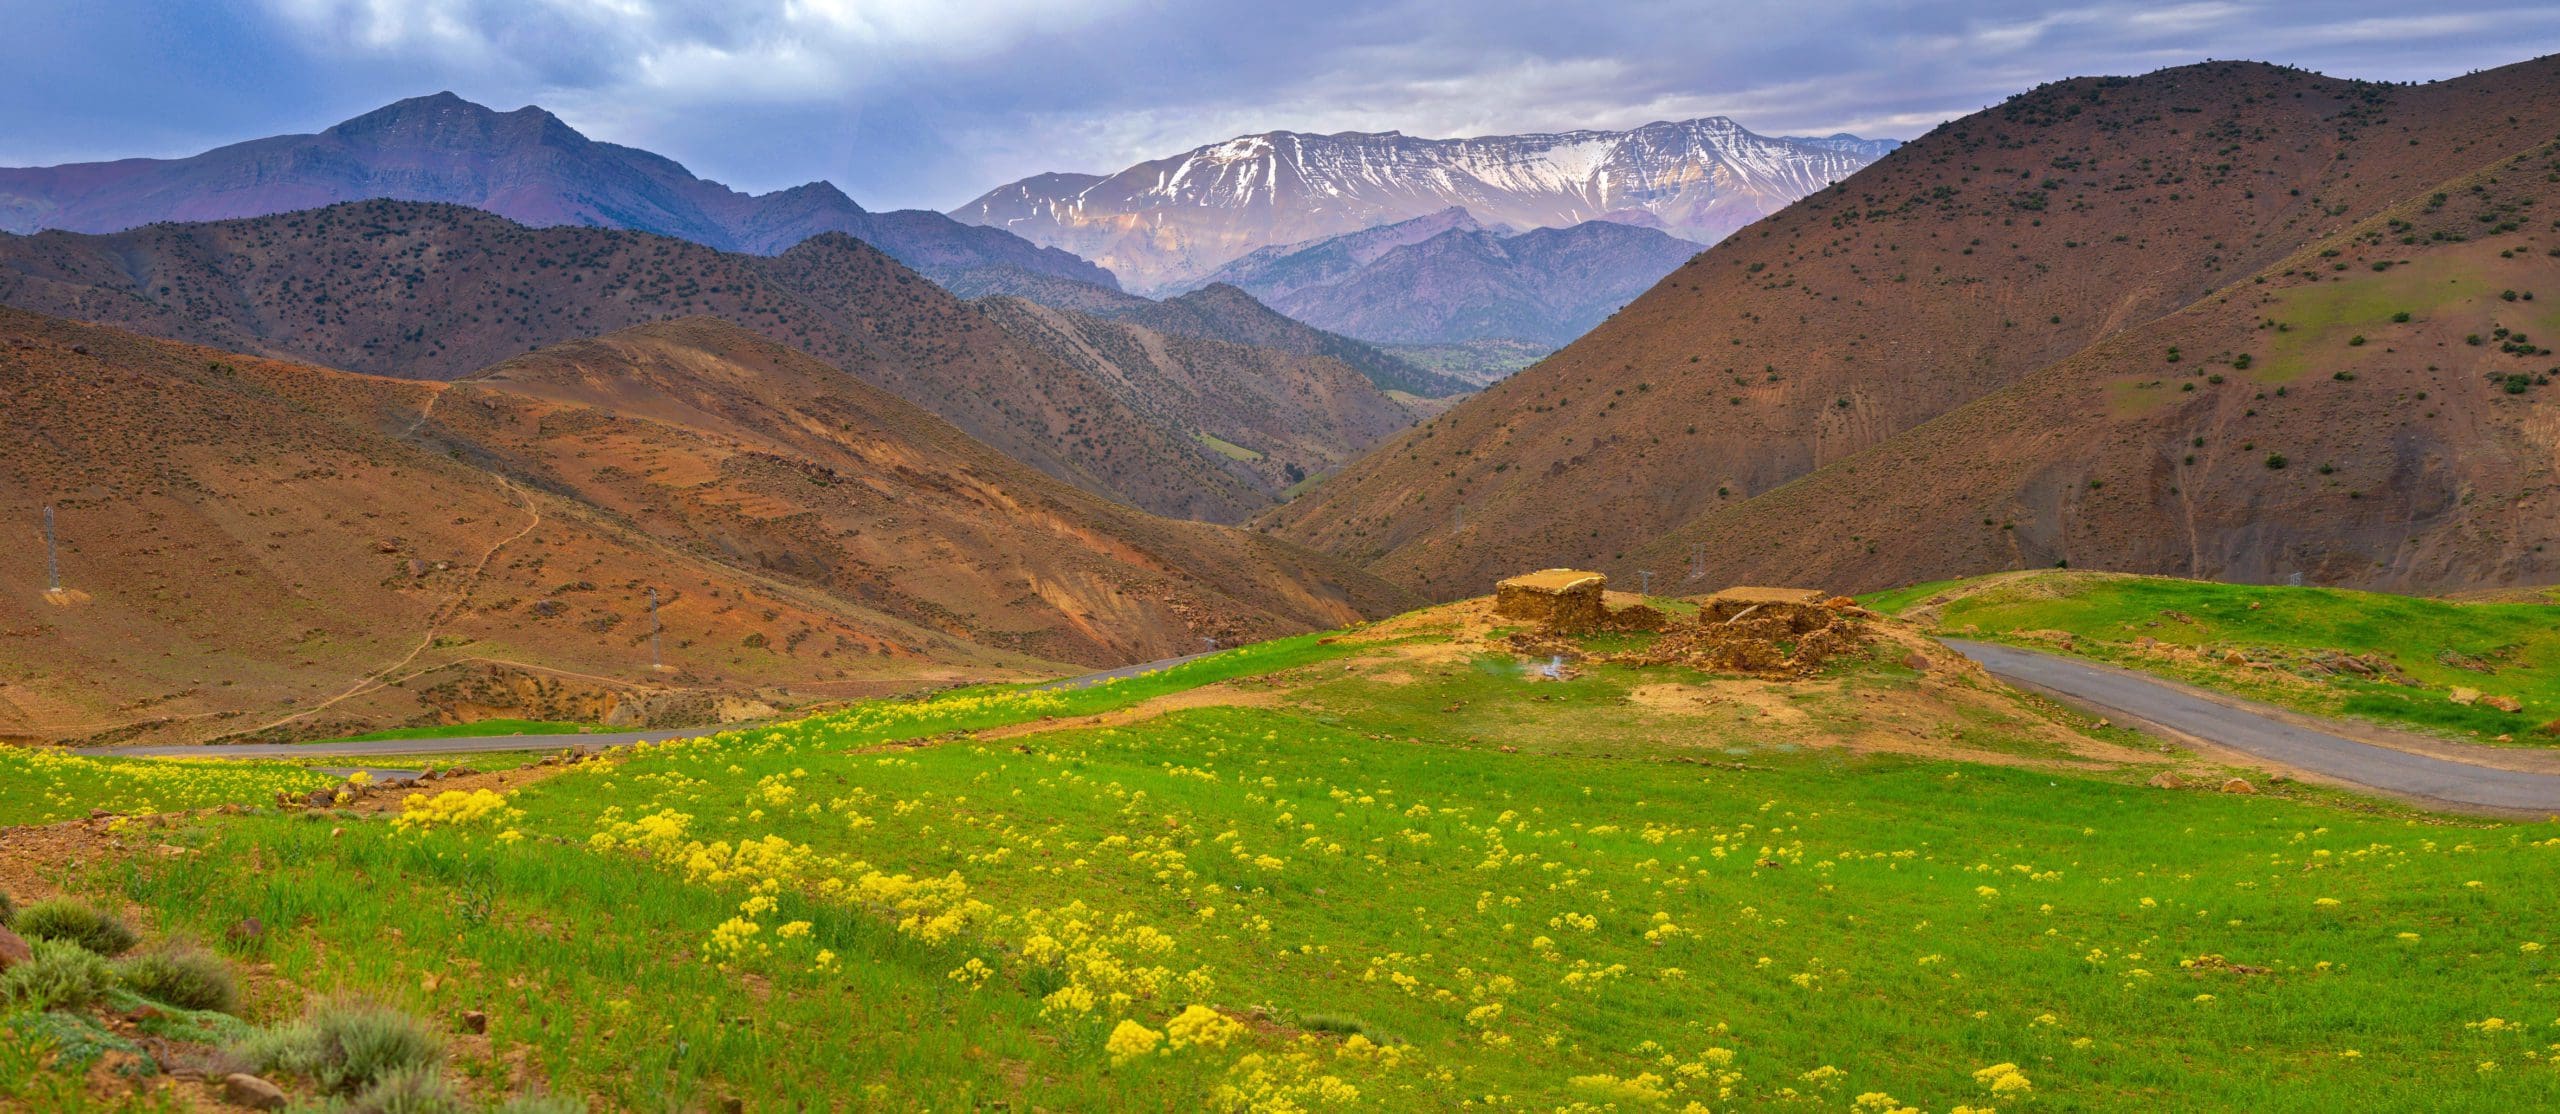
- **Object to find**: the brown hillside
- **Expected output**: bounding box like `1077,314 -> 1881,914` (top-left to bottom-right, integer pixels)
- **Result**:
1630,139 -> 2560,592
1268,56 -> 2560,595
0,202 -> 1332,522
973,296 -> 1415,495
0,309 -> 1416,746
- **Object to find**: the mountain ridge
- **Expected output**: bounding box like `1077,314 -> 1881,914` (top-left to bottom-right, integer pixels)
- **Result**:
952,116 -> 1892,290
0,200 -> 1388,522
0,91 -> 1114,290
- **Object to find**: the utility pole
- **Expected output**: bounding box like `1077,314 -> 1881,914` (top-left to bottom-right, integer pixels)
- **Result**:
43,506 -> 59,592
646,587 -> 662,671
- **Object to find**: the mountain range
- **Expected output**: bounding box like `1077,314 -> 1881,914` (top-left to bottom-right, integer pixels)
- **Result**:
0,201 -> 1419,523
0,307 -> 1415,746
952,117 -> 1893,291
0,92 -> 1112,291
1192,207 -> 1704,349
1268,57 -> 2560,597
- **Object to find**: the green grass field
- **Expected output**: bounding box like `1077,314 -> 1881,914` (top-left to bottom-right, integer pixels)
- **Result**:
1868,572 -> 2560,746
8,608 -> 2557,1109
0,749 -> 335,827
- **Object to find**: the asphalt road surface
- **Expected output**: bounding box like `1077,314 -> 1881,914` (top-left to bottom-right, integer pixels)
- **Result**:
1944,639 -> 2560,813
76,650 -> 1219,761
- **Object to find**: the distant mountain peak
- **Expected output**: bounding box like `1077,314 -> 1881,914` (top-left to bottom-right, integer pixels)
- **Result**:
956,115 -> 1891,290
0,94 -> 1110,289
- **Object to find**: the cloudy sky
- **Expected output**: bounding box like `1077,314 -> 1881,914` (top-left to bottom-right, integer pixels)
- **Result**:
4,1 -> 2557,210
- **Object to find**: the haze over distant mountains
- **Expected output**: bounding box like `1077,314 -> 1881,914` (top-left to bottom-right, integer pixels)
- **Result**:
952,118 -> 1895,291
0,92 -> 1113,291
1194,208 -> 1705,350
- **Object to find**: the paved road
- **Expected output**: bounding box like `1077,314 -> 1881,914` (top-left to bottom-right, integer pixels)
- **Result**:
80,728 -> 713,761
1945,639 -> 2560,813
75,649 -> 1220,761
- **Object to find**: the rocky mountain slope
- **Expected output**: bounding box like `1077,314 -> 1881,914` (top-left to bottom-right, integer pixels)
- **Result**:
943,267 -> 1474,398
0,309 -> 1416,746
1267,57 -> 2560,597
953,117 -> 1891,290
0,92 -> 1110,290
1196,209 -> 1703,349
970,295 -> 1416,493
0,201 -> 1404,521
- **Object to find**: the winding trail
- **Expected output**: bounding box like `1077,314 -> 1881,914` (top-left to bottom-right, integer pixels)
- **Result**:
1945,639 -> 2560,814
242,472 -> 544,736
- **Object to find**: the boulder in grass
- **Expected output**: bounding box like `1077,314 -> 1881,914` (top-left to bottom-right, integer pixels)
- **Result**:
2147,771 -> 2187,790
223,1073 -> 288,1110
2482,695 -> 2523,714
2219,778 -> 2256,795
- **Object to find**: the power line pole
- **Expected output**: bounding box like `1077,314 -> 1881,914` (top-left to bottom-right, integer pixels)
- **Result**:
43,506 -> 59,592
646,587 -> 662,671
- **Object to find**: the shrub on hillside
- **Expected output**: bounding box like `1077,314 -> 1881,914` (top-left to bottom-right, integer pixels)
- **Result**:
0,890 -> 15,926
231,997 -> 444,1094
116,946 -> 239,1013
0,938 -> 116,1011
13,898 -> 139,956
331,1065 -> 468,1114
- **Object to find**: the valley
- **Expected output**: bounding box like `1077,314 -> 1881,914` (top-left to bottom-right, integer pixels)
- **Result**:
5,27 -> 2560,1114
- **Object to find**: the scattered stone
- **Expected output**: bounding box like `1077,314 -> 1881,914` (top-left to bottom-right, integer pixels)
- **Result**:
2219,778 -> 2256,795
226,917 -> 265,944
2147,772 -> 2187,790
462,1010 -> 488,1035
2222,650 -> 2247,666
0,926 -> 32,971
223,1073 -> 288,1110
2482,695 -> 2523,714
1902,651 -> 1931,672
2448,687 -> 2482,706
2268,773 -> 2292,784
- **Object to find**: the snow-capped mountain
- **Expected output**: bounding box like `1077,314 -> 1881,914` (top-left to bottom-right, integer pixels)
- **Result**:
952,117 -> 1896,291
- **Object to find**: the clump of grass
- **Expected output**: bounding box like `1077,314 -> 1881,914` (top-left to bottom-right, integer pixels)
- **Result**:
12,898 -> 138,956
326,1065 -> 469,1114
0,889 -> 16,925
1296,1012 -> 1374,1038
115,946 -> 239,1013
231,997 -> 443,1094
0,938 -> 117,1011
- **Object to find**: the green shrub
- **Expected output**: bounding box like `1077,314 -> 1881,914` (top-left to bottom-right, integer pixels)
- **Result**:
13,899 -> 139,956
116,947 -> 239,1013
0,890 -> 15,926
334,1065 -> 468,1114
0,939 -> 116,1011
232,997 -> 443,1094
